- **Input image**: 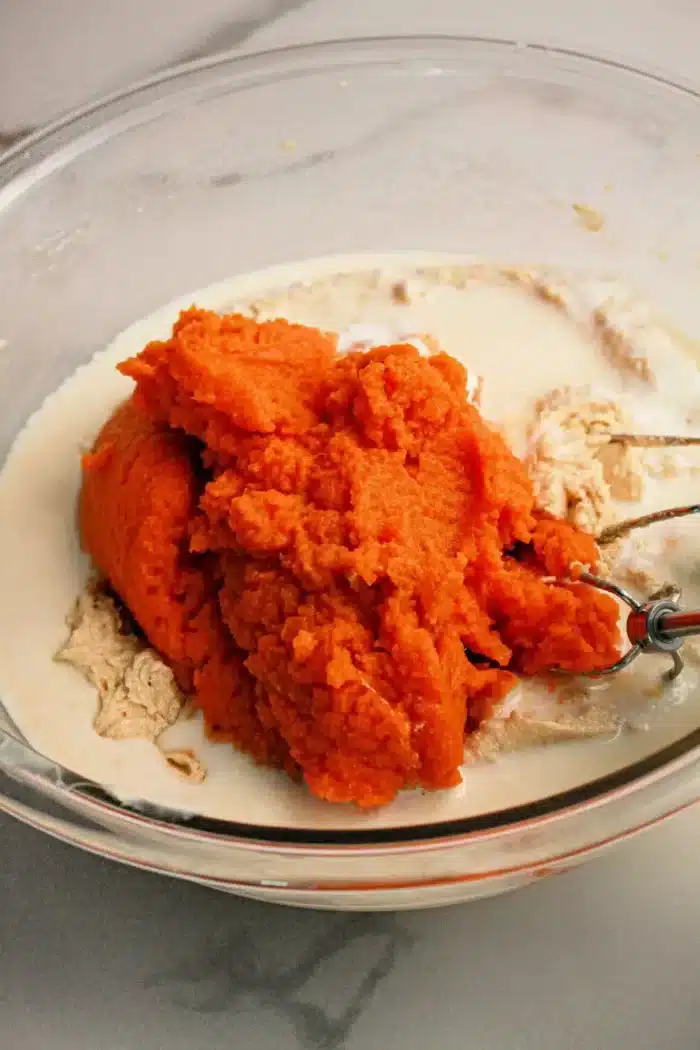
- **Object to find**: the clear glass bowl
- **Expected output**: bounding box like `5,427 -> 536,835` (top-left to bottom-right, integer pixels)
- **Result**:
2,36 -> 700,910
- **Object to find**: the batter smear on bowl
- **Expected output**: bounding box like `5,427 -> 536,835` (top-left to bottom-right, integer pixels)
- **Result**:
78,308 -> 620,807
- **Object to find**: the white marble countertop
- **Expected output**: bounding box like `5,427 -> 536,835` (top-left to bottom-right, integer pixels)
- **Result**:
2,3 -> 700,1048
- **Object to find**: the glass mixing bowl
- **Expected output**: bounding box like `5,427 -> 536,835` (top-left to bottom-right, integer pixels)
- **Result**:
2,37 -> 700,911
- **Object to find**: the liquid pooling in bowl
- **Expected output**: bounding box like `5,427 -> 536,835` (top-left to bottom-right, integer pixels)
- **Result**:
1,250 -> 700,833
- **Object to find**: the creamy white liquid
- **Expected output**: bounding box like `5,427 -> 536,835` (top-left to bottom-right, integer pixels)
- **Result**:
1,251 -> 700,832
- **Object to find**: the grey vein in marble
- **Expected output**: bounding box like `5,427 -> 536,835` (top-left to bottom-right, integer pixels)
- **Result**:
143,912 -> 413,1049
0,128 -> 34,151
160,0 -> 313,67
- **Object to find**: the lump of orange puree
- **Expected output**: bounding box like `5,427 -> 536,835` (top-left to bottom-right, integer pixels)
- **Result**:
86,308 -> 623,809
122,308 -> 337,454
79,397 -> 291,770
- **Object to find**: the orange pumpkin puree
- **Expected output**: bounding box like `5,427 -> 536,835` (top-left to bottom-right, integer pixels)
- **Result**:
79,308 -> 621,807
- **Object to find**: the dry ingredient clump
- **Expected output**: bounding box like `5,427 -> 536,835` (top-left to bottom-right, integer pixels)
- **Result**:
55,581 -> 206,782
92,650 -> 182,741
391,280 -> 411,304
57,582 -> 140,693
572,203 -> 605,233
526,385 -> 644,535
468,703 -> 620,761
162,748 -> 207,783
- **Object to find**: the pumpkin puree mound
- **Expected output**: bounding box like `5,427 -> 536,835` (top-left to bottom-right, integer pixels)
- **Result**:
79,308 -> 621,807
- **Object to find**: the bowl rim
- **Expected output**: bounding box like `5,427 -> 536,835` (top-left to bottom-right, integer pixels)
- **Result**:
2,34 -> 700,849
2,32 -> 699,169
